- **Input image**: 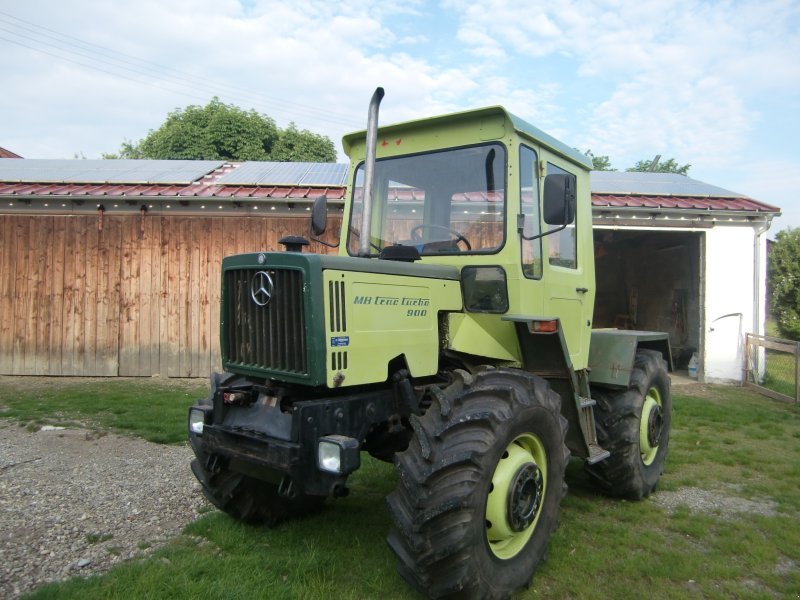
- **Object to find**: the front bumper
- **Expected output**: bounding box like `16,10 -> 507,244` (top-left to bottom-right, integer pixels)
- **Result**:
188,374 -> 400,497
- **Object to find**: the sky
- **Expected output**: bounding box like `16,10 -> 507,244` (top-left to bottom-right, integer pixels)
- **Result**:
1,0 -> 798,233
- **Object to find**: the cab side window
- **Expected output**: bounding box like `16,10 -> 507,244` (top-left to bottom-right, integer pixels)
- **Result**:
520,146 -> 542,279
546,163 -> 577,269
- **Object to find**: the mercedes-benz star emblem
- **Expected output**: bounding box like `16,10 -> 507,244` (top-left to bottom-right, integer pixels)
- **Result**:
250,271 -> 275,307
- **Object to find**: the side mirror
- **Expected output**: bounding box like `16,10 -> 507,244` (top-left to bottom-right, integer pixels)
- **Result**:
309,194 -> 341,249
543,174 -> 576,226
311,195 -> 328,236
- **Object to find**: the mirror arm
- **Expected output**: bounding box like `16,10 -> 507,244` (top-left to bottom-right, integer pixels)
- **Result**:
517,213 -> 567,241
311,235 -> 340,248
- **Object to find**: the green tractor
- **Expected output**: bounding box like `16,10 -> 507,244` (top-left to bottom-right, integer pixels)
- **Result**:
188,88 -> 672,599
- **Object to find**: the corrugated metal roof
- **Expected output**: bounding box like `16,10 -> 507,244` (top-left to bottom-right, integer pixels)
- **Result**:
0,159 -> 780,215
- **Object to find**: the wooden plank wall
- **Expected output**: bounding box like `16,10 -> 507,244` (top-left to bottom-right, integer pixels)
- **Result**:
0,214 -> 341,377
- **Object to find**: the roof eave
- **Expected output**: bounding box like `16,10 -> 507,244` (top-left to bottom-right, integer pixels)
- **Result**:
592,205 -> 781,220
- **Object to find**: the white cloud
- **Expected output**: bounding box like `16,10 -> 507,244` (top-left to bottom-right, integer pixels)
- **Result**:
581,74 -> 756,168
0,0 -> 479,158
447,0 -> 799,156
713,157 -> 800,233
447,0 -> 799,87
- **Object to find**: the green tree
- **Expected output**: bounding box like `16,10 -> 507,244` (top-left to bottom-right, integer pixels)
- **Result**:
583,149 -> 614,171
768,227 -> 800,341
627,157 -> 691,175
102,140 -> 142,159
104,98 -> 335,162
271,123 -> 337,162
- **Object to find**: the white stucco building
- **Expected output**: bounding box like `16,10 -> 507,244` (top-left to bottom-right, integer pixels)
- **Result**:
590,171 -> 779,383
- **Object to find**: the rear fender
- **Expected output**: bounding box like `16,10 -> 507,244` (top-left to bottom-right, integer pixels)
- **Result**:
588,330 -> 673,388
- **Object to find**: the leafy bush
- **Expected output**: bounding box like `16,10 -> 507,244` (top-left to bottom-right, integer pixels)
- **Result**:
768,227 -> 800,341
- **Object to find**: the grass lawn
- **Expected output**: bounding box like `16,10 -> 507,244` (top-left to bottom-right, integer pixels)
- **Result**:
1,378 -> 798,599
0,377 -> 206,444
762,350 -> 798,400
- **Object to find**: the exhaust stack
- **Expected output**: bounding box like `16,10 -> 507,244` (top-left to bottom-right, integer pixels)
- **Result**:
358,87 -> 385,257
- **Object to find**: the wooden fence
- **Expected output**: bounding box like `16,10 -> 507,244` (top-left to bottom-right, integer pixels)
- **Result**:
0,214 -> 340,377
743,333 -> 800,404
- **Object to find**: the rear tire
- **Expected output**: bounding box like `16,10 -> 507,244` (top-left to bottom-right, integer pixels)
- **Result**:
585,349 -> 671,499
386,368 -> 569,599
191,459 -> 325,526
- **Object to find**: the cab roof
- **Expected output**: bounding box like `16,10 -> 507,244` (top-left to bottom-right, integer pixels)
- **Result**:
342,105 -> 592,170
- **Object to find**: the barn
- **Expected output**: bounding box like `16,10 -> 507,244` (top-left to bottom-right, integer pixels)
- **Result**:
589,170 -> 779,382
0,158 -> 780,382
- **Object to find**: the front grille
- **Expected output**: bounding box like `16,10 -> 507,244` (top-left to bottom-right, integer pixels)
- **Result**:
223,268 -> 307,374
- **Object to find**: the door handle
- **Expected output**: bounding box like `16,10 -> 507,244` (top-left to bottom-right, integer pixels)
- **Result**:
576,287 -> 589,294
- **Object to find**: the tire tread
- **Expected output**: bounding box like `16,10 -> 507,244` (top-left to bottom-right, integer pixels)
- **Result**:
585,349 -> 671,500
387,368 -> 569,599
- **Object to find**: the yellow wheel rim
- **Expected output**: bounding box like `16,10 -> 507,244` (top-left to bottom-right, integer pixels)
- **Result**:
640,387 -> 664,466
485,434 -> 547,560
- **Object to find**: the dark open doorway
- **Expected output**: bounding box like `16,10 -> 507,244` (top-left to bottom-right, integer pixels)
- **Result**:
592,229 -> 703,370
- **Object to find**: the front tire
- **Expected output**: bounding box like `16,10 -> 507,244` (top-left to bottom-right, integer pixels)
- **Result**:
585,349 -> 671,499
386,368 -> 569,599
191,459 -> 325,526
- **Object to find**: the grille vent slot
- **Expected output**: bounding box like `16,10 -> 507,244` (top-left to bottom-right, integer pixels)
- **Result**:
331,351 -> 348,371
328,280 -> 347,333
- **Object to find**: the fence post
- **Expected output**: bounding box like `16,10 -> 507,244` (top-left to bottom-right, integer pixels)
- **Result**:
743,334 -> 749,386
795,341 -> 799,404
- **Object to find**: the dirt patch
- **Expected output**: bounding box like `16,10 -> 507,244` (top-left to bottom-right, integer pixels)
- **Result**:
652,486 -> 778,518
774,555 -> 797,576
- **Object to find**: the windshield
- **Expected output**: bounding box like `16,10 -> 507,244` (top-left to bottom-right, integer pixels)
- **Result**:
347,143 -> 506,256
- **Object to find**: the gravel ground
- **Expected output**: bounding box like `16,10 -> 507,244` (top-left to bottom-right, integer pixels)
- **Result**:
0,423 -> 208,598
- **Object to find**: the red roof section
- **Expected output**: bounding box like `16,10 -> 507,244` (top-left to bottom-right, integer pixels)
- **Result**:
592,193 -> 780,213
0,162 -> 779,214
0,181 -> 347,200
0,147 -> 22,159
0,182 -> 778,214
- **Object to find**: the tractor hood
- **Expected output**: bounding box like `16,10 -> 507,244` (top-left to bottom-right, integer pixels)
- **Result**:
220,252 -> 461,387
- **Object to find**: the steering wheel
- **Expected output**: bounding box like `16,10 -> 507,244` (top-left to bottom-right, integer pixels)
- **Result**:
409,224 -> 472,250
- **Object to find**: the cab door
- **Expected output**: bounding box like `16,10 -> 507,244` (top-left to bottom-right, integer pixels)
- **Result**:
540,161 -> 594,370
517,147 -> 594,371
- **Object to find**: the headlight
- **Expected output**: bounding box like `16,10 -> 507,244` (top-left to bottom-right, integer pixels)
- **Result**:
189,408 -> 206,435
318,435 -> 360,474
